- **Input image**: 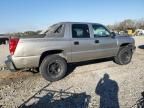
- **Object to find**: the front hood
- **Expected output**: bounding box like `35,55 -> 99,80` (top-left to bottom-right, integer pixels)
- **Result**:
115,35 -> 135,46
115,35 -> 133,39
116,35 -> 129,37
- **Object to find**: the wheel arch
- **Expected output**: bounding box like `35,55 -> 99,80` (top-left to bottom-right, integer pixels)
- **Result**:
39,49 -> 67,67
120,43 -> 131,47
119,43 -> 134,51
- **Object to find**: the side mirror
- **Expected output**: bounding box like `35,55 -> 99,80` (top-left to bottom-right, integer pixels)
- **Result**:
110,32 -> 116,38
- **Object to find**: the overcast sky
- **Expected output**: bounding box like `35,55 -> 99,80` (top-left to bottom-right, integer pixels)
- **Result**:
0,0 -> 144,33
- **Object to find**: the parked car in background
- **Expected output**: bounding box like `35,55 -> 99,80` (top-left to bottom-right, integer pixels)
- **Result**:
0,35 -> 9,45
136,29 -> 144,36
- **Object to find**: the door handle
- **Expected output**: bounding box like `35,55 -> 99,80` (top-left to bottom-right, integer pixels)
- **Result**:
74,41 -> 79,45
95,40 -> 99,43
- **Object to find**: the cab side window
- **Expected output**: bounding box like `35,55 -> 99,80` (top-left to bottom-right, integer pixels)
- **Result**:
72,24 -> 90,38
92,25 -> 110,37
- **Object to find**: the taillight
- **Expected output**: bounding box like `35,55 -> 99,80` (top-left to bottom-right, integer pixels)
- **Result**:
9,37 -> 19,55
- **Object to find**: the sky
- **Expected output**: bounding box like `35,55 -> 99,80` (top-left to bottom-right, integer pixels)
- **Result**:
0,0 -> 144,33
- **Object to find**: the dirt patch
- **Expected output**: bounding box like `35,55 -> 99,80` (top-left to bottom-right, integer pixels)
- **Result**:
0,71 -> 40,87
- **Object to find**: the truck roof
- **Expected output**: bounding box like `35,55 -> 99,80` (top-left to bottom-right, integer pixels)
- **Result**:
59,22 -> 103,25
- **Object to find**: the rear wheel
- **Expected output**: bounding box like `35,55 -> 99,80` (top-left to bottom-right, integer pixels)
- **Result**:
114,46 -> 133,65
40,55 -> 67,82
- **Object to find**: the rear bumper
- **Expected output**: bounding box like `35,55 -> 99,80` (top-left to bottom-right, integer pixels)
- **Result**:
5,55 -> 40,71
5,55 -> 17,72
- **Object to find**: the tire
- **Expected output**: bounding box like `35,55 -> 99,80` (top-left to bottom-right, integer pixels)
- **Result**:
114,46 -> 133,65
40,55 -> 67,82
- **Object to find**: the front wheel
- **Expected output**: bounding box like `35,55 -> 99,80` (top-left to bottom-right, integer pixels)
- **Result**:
114,46 -> 133,65
40,55 -> 67,82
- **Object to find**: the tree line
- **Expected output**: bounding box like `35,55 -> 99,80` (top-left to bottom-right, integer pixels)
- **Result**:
10,30 -> 42,37
107,18 -> 144,32
3,18 -> 144,36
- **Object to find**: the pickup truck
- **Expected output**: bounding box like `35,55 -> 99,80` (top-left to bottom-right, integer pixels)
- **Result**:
5,22 -> 136,81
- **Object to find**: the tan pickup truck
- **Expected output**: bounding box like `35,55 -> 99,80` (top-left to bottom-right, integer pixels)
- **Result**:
5,22 -> 136,81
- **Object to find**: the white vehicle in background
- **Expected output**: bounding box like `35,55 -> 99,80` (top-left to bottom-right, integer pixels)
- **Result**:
135,29 -> 144,36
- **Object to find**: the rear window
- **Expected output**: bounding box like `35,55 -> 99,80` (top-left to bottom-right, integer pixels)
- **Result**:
45,24 -> 65,37
54,25 -> 63,33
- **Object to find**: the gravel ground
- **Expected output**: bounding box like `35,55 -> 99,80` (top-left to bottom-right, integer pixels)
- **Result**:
0,36 -> 144,108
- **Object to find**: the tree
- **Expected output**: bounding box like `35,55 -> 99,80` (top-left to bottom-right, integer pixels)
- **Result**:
135,18 -> 144,29
119,19 -> 135,30
24,30 -> 42,36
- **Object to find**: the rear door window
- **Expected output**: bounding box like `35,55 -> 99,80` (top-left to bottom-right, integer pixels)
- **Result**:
72,24 -> 90,38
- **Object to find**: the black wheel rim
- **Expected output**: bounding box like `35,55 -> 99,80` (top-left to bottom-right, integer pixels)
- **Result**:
47,61 -> 62,77
121,50 -> 131,63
